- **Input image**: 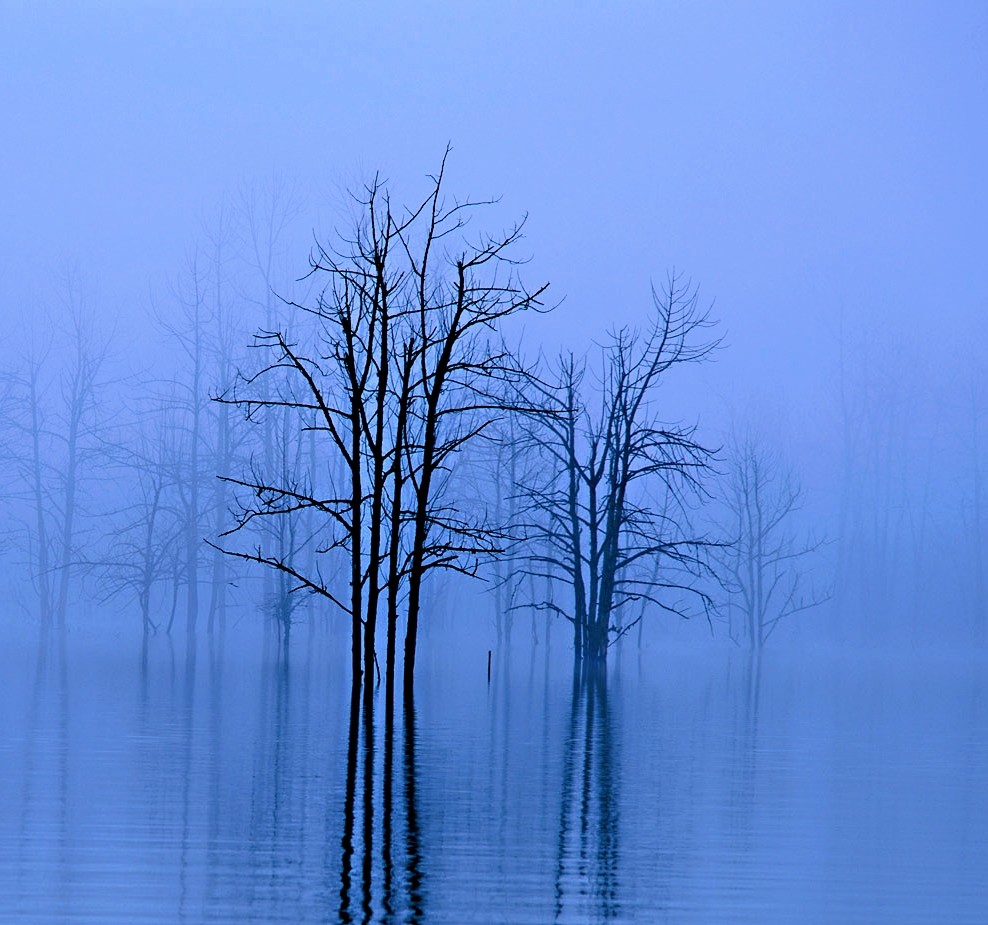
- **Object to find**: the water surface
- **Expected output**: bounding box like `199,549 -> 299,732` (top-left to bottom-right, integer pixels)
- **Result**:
2,629 -> 986,923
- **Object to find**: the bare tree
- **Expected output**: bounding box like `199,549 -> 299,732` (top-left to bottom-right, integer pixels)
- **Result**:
91,400 -> 183,643
396,156 -> 548,692
474,411 -> 545,648
201,203 -> 244,640
7,343 -> 57,629
53,304 -> 108,628
152,252 -> 213,657
716,429 -> 830,649
214,152 -> 548,697
517,274 -> 719,662
235,180 -> 305,614
6,296 -> 108,633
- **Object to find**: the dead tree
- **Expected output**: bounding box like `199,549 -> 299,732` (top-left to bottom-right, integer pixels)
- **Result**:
717,429 -> 830,649
214,153 -> 548,696
518,274 -> 719,662
91,400 -> 183,643
6,300 -> 107,633
11,348 -> 57,630
154,252 -> 213,655
53,306 -> 107,628
396,156 -> 548,693
201,204 -> 243,640
475,412 -> 541,647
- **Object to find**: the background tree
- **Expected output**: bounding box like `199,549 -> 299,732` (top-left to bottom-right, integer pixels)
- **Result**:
716,429 -> 830,649
153,253 -> 213,657
91,399 -> 183,645
6,293 -> 109,633
8,343 -> 57,630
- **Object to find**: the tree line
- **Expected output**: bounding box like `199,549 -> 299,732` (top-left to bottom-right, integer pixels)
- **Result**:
0,157 -> 833,691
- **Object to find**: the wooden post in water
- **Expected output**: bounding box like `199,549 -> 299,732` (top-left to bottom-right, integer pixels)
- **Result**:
487,649 -> 492,684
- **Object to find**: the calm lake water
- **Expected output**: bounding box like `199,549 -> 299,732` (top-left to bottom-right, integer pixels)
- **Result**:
2,626 -> 986,924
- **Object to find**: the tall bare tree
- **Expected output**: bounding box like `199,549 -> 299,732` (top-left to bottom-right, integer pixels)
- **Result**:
214,152 -> 548,697
517,274 -> 718,662
6,296 -> 108,633
154,253 -> 213,657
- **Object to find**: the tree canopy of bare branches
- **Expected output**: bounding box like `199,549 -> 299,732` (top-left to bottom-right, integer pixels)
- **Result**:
716,429 -> 830,649
214,151 -> 548,696
516,273 -> 720,662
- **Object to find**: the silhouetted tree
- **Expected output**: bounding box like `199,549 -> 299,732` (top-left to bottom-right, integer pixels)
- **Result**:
396,157 -> 548,693
518,274 -> 718,662
214,152 -> 548,696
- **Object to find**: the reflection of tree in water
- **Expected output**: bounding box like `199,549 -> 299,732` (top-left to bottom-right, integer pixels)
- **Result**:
403,696 -> 424,923
189,646 -> 427,924
339,686 -> 359,923
337,684 -> 424,925
177,643 -> 196,919
555,662 -> 621,921
231,651 -> 319,917
361,692 -> 374,924
16,631 -> 70,918
727,653 -> 762,855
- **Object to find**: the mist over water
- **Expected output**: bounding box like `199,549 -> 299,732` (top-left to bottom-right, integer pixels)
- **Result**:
3,621 -> 986,924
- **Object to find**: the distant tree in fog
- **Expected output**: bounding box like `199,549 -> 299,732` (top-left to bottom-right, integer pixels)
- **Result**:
483,417 -> 528,646
92,400 -> 183,642
716,429 -> 829,649
4,344 -> 56,626
5,295 -> 108,632
153,252 -> 213,656
834,323 -> 930,638
145,190 -> 296,650
233,180 -> 306,633
516,274 -> 719,662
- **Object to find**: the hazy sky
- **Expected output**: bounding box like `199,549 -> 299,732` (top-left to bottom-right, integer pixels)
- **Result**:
3,2 -> 986,457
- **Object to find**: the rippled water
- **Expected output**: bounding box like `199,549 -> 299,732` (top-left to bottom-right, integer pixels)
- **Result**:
2,627 -> 986,924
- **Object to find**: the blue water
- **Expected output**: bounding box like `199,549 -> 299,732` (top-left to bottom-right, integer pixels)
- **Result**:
2,627 -> 986,923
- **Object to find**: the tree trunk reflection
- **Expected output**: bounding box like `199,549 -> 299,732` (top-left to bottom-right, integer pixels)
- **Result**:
338,683 -> 423,924
555,661 -> 621,921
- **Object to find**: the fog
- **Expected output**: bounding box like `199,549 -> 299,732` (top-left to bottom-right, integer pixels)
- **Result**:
2,4 -> 987,923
